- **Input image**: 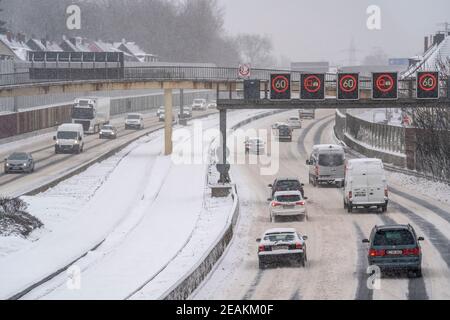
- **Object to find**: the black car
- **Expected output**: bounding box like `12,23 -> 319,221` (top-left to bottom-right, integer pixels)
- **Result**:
362,224 -> 424,277
99,125 -> 118,139
4,152 -> 35,174
268,178 -> 305,199
277,125 -> 292,142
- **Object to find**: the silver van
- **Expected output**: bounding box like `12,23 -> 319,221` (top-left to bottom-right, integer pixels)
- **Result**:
306,144 -> 345,187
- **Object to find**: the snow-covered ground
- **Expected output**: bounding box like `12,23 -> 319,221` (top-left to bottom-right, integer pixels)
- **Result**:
0,109 -> 275,300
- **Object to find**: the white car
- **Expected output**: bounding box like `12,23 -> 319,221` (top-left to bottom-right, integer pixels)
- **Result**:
125,113 -> 144,130
156,106 -> 165,117
269,190 -> 308,222
207,101 -> 217,109
287,117 -> 302,129
245,138 -> 266,154
192,99 -> 207,111
257,228 -> 308,269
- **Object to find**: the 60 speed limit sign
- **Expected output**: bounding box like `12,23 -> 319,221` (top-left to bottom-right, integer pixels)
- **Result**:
270,74 -> 291,100
338,73 -> 359,100
417,71 -> 439,99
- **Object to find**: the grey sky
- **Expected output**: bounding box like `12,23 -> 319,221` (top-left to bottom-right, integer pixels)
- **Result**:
218,0 -> 450,65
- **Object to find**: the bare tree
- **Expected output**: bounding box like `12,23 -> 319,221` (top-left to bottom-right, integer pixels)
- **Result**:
235,33 -> 276,68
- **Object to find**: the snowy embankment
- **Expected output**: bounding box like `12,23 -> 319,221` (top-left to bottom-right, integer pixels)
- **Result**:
0,109 -> 273,300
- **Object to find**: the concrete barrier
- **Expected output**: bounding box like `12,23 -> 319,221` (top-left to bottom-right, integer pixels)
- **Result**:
161,109 -> 290,300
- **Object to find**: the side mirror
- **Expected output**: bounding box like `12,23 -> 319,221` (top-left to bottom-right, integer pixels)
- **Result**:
301,183 -> 305,187
268,184 -> 273,188
362,239 -> 370,244
53,136 -> 56,141
302,236 -> 308,241
267,198 -> 272,202
256,238 -> 261,243
304,197 -> 309,200
306,160 -> 310,165
418,237 -> 424,241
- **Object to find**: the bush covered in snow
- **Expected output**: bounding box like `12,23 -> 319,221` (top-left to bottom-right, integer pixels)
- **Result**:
0,197 -> 43,237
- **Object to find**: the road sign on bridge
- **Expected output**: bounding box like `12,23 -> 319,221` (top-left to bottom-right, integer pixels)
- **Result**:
417,71 -> 439,99
337,73 -> 359,100
300,74 -> 325,100
270,74 -> 291,100
372,72 -> 398,100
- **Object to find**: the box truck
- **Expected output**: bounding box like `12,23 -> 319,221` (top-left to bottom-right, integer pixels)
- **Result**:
72,97 -> 111,134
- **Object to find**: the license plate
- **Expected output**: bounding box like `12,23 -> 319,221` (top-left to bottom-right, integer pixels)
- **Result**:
386,250 -> 403,255
283,205 -> 295,209
355,192 -> 366,197
274,246 -> 289,251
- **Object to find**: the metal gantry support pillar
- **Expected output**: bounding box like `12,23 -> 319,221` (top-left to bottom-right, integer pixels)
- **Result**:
164,88 -> 173,155
218,108 -> 231,184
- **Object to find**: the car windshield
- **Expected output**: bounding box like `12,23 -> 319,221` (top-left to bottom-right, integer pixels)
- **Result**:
318,153 -> 344,166
264,233 -> 295,242
9,153 -> 28,160
275,180 -> 301,190
127,115 -> 140,119
57,131 -> 78,139
72,107 -> 94,120
102,126 -> 113,130
373,229 -> 415,246
276,195 -> 301,202
279,126 -> 290,134
194,100 -> 204,104
289,118 -> 299,121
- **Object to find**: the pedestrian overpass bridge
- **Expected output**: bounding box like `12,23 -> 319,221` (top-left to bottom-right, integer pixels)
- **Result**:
0,65 -> 448,164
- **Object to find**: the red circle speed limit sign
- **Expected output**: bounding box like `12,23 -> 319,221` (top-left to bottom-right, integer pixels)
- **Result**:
270,74 -> 291,99
304,75 -> 321,93
417,71 -> 439,99
272,75 -> 289,93
338,73 -> 359,100
376,74 -> 394,93
418,73 -> 437,91
340,75 -> 357,92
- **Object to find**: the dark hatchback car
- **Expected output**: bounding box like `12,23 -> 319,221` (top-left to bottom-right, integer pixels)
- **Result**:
268,178 -> 305,199
363,224 -> 424,277
4,152 -> 35,174
99,125 -> 118,139
277,125 -> 293,142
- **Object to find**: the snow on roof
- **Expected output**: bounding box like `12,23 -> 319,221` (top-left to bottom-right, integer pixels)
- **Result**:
264,228 -> 297,234
402,34 -> 450,79
0,34 -> 32,61
29,39 -> 47,51
274,190 -> 302,197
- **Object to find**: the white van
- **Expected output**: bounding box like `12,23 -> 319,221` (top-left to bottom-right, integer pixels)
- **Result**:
307,144 -> 345,187
54,123 -> 85,154
344,158 -> 388,213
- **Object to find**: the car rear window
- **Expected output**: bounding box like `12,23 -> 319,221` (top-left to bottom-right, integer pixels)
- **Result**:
127,115 -> 140,119
279,127 -> 291,134
318,153 -> 344,166
373,229 -> 415,246
276,195 -> 301,202
275,180 -> 301,190
264,233 -> 295,242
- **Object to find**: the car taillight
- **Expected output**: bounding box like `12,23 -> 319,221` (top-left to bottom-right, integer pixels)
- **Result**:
296,201 -> 305,206
315,166 -> 319,176
271,202 -> 282,207
369,249 -> 386,257
349,191 -> 353,199
295,243 -> 303,249
384,188 -> 388,197
258,245 -> 265,252
403,247 -> 420,256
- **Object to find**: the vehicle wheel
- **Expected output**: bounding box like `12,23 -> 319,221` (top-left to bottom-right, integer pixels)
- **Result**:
415,268 -> 423,278
382,205 -> 387,213
344,200 -> 347,209
408,268 -> 422,278
271,215 -> 276,223
300,257 -> 306,268
313,178 -> 317,187
348,205 -> 353,213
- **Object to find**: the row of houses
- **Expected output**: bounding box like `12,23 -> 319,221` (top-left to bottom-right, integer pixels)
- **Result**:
0,31 -> 159,63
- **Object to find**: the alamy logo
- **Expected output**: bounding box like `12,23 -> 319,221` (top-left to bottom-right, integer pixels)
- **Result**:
366,5 -> 381,30
66,5 -> 81,30
367,265 -> 381,290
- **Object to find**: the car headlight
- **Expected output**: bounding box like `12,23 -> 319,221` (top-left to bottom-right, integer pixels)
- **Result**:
23,162 -> 28,166
6,163 -> 10,167
74,140 -> 79,144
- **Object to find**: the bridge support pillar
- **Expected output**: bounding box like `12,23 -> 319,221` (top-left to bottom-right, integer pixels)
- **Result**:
164,88 -> 173,155
218,108 -> 231,184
